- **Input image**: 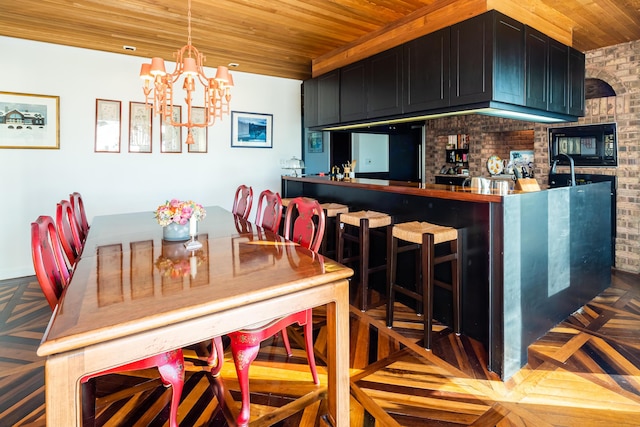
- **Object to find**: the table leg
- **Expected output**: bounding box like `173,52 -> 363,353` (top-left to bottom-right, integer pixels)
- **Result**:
45,350 -> 84,425
326,279 -> 350,425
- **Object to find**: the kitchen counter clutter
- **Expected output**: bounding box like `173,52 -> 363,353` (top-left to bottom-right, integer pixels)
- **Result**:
282,175 -> 612,380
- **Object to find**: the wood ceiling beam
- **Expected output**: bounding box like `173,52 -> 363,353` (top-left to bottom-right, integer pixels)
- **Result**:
311,0 -> 576,78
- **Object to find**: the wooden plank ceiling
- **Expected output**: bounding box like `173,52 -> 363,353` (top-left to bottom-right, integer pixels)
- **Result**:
1,0 -> 640,81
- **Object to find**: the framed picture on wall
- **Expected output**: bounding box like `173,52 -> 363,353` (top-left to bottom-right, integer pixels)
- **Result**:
231,111 -> 273,148
0,91 -> 59,149
161,106 -> 182,153
129,102 -> 152,153
187,106 -> 208,153
95,99 -> 121,153
308,131 -> 323,153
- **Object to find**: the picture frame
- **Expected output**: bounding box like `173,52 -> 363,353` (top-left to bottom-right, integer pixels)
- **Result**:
0,91 -> 59,149
187,106 -> 208,153
161,106 -> 182,153
231,111 -> 273,148
94,99 -> 121,153
307,131 -> 323,153
129,101 -> 152,153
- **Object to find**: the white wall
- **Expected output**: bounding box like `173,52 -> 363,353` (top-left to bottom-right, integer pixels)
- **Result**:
0,36 -> 303,280
352,133 -> 389,172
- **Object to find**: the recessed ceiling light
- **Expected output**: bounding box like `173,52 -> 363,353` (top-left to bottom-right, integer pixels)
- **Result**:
228,63 -> 239,68
123,45 -> 136,51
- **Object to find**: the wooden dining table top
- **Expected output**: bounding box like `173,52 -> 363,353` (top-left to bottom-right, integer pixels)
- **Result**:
38,205 -> 354,357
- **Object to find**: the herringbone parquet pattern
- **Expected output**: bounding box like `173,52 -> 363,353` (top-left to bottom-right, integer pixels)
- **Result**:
1,270 -> 639,426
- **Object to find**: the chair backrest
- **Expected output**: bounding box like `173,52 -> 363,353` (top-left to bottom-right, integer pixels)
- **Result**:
254,190 -> 283,233
31,216 -> 71,311
232,185 -> 253,219
70,192 -> 89,242
283,197 -> 325,253
56,199 -> 84,265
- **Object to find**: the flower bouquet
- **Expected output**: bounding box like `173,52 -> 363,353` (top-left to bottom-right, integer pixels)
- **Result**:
155,199 -> 206,241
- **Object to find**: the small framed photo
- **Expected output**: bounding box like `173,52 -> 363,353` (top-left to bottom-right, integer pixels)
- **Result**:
187,106 -> 208,153
161,106 -> 182,153
0,91 -> 59,149
231,111 -> 273,148
308,131 -> 323,153
95,99 -> 121,153
129,102 -> 152,153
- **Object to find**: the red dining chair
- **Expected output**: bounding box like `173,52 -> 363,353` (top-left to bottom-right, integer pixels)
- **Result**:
207,197 -> 325,426
31,215 -> 184,427
254,189 -> 283,233
232,185 -> 253,219
70,191 -> 90,243
56,199 -> 83,266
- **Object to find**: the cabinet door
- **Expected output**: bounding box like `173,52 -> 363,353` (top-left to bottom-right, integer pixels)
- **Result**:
493,13 -> 524,105
525,27 -> 549,110
403,28 -> 450,112
303,78 -> 318,128
548,39 -> 569,114
451,12 -> 492,105
568,47 -> 585,116
317,69 -> 340,125
367,46 -> 403,118
340,61 -> 367,122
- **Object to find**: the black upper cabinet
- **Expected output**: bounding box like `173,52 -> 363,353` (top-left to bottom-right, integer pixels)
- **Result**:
340,62 -> 367,122
548,39 -> 569,114
492,14 -> 525,105
367,46 -> 403,118
568,47 -> 585,116
525,27 -> 549,110
303,78 -> 318,128
403,27 -> 450,112
317,69 -> 340,125
451,11 -> 524,106
450,13 -> 492,105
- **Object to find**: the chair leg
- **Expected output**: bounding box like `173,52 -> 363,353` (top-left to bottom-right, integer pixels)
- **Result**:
386,236 -> 398,328
336,214 -> 344,264
208,336 -> 225,377
281,327 -> 293,356
422,233 -> 435,350
303,310 -> 320,384
452,231 -> 462,335
359,218 -> 370,311
157,348 -> 185,427
82,380 -> 96,427
230,339 -> 261,427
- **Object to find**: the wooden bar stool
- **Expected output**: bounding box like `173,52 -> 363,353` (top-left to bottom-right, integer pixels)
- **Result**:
337,210 -> 392,311
319,202 -> 349,258
386,221 -> 461,350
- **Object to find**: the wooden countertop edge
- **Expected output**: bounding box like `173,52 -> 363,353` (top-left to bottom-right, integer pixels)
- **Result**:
283,176 -> 511,203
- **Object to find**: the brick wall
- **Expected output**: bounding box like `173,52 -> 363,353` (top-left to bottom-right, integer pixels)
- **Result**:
423,39 -> 640,273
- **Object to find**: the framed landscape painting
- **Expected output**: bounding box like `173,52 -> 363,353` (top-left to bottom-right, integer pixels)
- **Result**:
0,91 -> 59,149
231,111 -> 272,148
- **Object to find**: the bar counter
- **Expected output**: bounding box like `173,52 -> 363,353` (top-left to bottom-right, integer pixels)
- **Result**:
282,175 -> 613,380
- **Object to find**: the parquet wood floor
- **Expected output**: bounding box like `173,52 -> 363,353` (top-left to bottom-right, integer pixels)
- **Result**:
1,270 -> 639,426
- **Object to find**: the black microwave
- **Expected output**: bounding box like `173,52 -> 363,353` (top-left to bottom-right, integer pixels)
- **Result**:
549,123 -> 617,167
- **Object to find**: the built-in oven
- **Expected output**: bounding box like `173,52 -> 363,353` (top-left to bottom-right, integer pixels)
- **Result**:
548,173 -> 616,265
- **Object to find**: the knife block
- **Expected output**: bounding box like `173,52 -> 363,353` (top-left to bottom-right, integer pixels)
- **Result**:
514,178 -> 540,192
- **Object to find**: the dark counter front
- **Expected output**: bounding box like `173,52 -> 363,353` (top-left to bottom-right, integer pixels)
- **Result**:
282,176 -> 611,380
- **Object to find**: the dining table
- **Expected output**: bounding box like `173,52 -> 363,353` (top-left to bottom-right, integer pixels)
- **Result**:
37,205 -> 354,425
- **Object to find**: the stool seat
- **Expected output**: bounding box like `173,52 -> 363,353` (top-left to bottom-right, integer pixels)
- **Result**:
340,210 -> 391,228
393,221 -> 457,245
320,202 -> 349,218
387,220 -> 462,350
